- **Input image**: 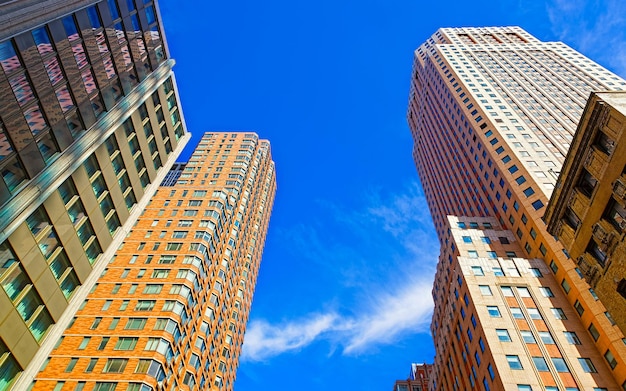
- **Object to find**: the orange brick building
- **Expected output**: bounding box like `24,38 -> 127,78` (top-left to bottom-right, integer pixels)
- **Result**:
32,132 -> 276,391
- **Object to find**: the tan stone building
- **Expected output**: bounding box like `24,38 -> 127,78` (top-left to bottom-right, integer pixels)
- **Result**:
32,132 -> 276,390
431,216 -> 618,390
546,91 -> 626,337
408,27 -> 626,389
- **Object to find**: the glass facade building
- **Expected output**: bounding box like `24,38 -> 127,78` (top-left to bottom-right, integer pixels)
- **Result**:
0,0 -> 189,388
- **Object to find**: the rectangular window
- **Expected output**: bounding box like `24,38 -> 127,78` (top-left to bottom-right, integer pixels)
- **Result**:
125,318 -> 147,330
496,329 -> 511,342
134,300 -> 156,311
506,355 -> 523,370
479,285 -> 492,295
551,308 -> 567,320
103,358 -> 128,373
114,337 -> 138,351
564,331 -> 581,345
578,358 -> 597,373
539,287 -> 554,297
487,306 -> 501,317
520,330 -> 535,343
533,356 -> 549,372
604,350 -> 617,369
471,266 -> 484,276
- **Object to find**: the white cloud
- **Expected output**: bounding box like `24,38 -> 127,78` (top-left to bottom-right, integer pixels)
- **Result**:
241,182 -> 437,362
241,276 -> 434,361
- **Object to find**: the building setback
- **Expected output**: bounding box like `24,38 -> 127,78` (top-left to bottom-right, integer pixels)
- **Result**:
408,27 -> 626,389
0,0 -> 190,388
391,363 -> 432,391
32,132 -> 276,390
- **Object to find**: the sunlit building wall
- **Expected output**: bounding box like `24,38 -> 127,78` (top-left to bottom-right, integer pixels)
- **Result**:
431,216 -> 617,391
407,26 -> 626,389
33,132 -> 276,391
0,0 -> 190,388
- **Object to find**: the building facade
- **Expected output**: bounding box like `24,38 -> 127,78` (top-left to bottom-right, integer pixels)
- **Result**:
32,132 -> 276,391
432,216 -> 618,391
545,91 -> 626,337
0,0 -> 190,389
392,363 -> 432,391
408,27 -> 626,388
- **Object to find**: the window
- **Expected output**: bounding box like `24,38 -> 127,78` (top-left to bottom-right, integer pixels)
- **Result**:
501,286 -> 514,296
135,300 -> 155,311
578,358 -> 597,373
564,331 -> 581,345
492,267 -> 504,276
481,237 -> 491,244
487,306 -> 501,317
520,330 -> 535,343
463,236 -> 472,243
65,358 -> 79,372
561,279 -> 571,294
574,300 -> 584,316
85,358 -> 97,373
552,357 -> 569,372
506,355 -> 523,370
527,308 -> 542,320
605,350 -> 617,369
165,243 -> 182,250
78,337 -> 90,350
93,383 -> 118,391
143,284 -> 163,294
115,337 -> 138,351
151,269 -> 169,278
539,287 -> 554,297
479,285 -> 492,295
539,331 -> 554,344
97,337 -> 109,350
551,308 -> 567,320
487,363 -> 495,380
533,356 -> 549,371
125,318 -> 146,330
496,329 -> 511,342
517,386 -> 532,391
468,250 -> 479,258
511,308 -> 524,319
103,358 -> 128,373
472,266 -> 484,276
589,323 -> 600,341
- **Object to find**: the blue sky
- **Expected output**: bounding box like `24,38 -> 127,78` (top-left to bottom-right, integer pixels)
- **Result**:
158,0 -> 626,389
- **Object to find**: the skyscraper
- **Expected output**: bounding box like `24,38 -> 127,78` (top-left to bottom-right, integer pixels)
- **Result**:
408,27 -> 626,388
32,132 -> 276,391
0,0 -> 189,388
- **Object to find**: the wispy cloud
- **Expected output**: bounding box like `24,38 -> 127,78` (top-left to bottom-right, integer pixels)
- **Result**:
242,276 -> 433,361
241,182 -> 438,362
544,0 -> 626,76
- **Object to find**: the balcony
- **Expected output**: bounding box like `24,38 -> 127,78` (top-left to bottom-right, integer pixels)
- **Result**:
612,176 -> 626,202
584,146 -> 609,180
591,220 -> 618,254
577,253 -> 603,288
555,219 -> 576,250
568,189 -> 590,221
